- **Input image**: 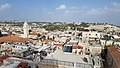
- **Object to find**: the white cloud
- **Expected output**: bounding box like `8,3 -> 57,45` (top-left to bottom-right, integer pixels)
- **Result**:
56,4 -> 67,10
87,8 -> 106,15
111,2 -> 120,12
104,6 -> 109,10
87,9 -> 98,15
55,4 -> 83,14
0,3 -> 11,11
58,2 -> 120,16
44,2 -> 120,24
87,2 -> 120,15
112,2 -> 120,8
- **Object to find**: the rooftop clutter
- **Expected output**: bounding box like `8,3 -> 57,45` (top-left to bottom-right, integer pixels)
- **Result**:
0,22 -> 120,68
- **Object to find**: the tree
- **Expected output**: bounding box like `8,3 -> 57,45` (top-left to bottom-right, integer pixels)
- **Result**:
0,30 -> 3,37
80,22 -> 89,27
37,33 -> 41,37
104,45 -> 112,49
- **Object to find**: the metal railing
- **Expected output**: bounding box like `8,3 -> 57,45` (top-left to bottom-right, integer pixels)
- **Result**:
41,59 -> 93,68
42,59 -> 74,67
76,62 -> 93,68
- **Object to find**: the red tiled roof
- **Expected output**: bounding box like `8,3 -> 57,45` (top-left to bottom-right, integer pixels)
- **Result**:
108,47 -> 120,68
53,44 -> 64,46
72,45 -> 83,49
0,35 -> 29,43
17,62 -> 28,68
0,55 -> 9,62
29,32 -> 38,35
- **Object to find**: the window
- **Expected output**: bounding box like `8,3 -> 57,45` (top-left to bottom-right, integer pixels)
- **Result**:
63,46 -> 72,53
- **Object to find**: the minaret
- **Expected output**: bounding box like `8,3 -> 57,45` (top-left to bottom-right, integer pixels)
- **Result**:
23,22 -> 29,38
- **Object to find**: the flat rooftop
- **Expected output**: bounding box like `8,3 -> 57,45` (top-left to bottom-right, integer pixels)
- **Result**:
45,49 -> 92,64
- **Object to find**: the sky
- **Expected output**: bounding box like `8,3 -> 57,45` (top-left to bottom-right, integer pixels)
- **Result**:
0,0 -> 120,25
